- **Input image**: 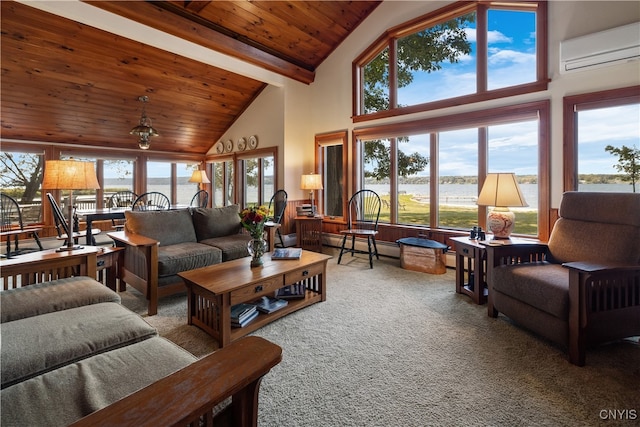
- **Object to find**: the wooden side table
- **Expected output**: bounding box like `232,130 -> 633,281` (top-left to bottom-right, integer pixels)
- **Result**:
97,246 -> 124,291
296,216 -> 323,252
450,236 -> 487,304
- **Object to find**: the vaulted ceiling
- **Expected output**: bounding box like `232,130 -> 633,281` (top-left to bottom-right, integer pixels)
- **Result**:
1,1 -> 380,155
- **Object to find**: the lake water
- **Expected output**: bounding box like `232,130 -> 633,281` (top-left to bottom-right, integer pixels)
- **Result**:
133,182 -> 635,209
364,183 -> 634,210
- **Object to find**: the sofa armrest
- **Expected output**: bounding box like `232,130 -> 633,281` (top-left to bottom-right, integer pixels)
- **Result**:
69,336 -> 283,427
107,231 -> 160,314
107,230 -> 158,247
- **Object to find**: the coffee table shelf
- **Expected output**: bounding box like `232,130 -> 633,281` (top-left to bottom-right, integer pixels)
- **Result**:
179,250 -> 332,347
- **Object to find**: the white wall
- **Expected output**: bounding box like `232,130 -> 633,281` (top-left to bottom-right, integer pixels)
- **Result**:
226,1 -> 640,206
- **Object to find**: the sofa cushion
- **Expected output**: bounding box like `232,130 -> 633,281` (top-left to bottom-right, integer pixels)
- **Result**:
125,209 -> 197,246
1,336 -> 195,427
0,276 -> 120,323
1,302 -> 157,388
192,205 -> 242,241
200,234 -> 252,262
157,242 -> 222,278
492,262 -> 569,319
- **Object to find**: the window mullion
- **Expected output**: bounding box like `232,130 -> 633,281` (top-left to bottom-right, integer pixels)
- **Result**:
476,4 -> 488,93
389,39 -> 398,110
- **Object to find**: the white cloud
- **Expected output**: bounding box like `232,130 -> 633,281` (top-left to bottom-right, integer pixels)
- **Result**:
488,49 -> 535,66
487,30 -> 512,44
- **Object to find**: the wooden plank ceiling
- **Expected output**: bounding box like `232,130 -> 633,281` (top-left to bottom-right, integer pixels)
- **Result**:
1,1 -> 380,155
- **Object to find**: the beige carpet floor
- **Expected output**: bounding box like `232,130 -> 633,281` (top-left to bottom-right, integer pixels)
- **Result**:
119,248 -> 640,427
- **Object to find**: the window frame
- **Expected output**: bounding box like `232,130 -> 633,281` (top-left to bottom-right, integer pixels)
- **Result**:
352,1 -> 548,122
563,85 -> 640,192
352,100 -> 551,240
315,131 -> 348,221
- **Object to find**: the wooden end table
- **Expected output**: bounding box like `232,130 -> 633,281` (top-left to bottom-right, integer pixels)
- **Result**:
450,236 -> 541,305
179,250 -> 332,348
450,236 -> 488,304
296,216 -> 323,252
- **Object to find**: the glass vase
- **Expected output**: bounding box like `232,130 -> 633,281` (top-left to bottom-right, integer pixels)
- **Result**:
247,238 -> 268,267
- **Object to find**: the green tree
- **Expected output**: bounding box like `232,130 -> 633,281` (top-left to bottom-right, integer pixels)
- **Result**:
605,144 -> 640,192
362,13 -> 474,180
0,153 -> 44,202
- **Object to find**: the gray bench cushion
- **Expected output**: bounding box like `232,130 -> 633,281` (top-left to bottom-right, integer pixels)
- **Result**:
493,262 -> 569,319
1,336 -> 195,427
200,234 -> 252,262
0,276 -> 120,323
1,302 -> 157,388
157,242 -> 222,277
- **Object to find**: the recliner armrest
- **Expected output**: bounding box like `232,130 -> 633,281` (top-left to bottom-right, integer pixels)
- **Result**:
562,261 -> 640,273
485,242 -> 550,268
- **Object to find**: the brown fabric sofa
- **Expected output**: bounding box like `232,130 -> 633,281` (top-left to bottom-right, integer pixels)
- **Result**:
109,205 -> 252,315
0,250 -> 282,426
486,192 -> 640,366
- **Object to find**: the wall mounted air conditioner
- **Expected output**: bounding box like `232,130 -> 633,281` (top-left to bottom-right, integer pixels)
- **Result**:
560,22 -> 640,74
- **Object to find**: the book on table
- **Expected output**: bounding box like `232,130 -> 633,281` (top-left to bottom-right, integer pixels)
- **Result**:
275,283 -> 306,299
231,303 -> 258,327
271,248 -> 303,260
254,296 -> 288,314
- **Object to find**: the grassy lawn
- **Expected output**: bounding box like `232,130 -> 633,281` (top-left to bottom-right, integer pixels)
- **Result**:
378,194 -> 538,235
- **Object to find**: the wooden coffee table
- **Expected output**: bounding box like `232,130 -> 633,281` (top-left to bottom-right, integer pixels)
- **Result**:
178,250 -> 332,347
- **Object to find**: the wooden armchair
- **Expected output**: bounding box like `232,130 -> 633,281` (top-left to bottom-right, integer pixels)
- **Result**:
486,192 -> 640,366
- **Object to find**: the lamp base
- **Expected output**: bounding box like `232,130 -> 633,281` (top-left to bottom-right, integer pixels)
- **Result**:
487,208 -> 515,239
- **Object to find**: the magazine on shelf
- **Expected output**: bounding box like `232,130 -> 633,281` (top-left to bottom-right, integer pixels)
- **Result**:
230,303 -> 257,324
232,310 -> 259,328
255,296 -> 289,314
271,248 -> 303,260
275,283 -> 306,299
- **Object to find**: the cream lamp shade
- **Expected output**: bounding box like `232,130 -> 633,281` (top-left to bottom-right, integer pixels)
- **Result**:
188,170 -> 211,184
477,173 -> 527,239
42,159 -> 100,251
42,160 -> 101,190
300,173 -> 323,214
300,173 -> 323,191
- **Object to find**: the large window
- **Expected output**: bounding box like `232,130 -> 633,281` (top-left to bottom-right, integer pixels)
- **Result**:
564,86 -> 640,193
236,149 -> 276,207
207,147 -> 278,208
354,101 -> 549,238
209,156 -> 235,207
316,131 -> 348,219
0,148 -> 45,224
353,1 -> 547,121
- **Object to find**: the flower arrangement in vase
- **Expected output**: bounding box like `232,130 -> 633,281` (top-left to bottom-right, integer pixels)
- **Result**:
239,205 -> 270,267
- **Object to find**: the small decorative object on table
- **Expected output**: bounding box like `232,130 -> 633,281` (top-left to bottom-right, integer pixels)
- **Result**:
240,205 -> 271,267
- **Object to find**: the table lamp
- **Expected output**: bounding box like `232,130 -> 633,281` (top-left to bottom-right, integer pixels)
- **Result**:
477,173 -> 527,239
42,159 -> 100,251
188,169 -> 210,187
300,173 -> 323,215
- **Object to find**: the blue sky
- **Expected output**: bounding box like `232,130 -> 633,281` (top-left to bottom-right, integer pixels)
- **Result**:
394,9 -> 638,177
